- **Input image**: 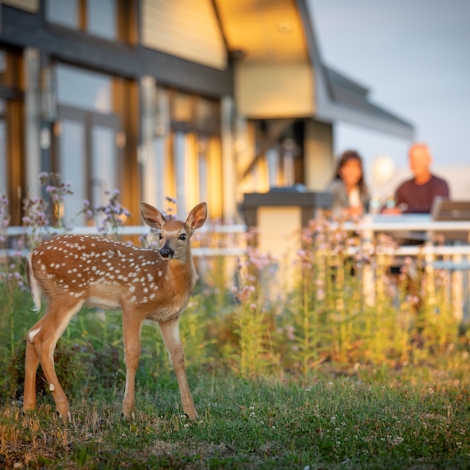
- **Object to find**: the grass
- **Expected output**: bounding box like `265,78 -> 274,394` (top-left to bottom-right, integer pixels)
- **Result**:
1,184 -> 470,468
1,361 -> 469,469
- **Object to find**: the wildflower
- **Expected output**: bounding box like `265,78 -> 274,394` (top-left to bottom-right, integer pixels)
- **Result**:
285,325 -> 295,341
95,188 -> 131,236
38,171 -> 49,184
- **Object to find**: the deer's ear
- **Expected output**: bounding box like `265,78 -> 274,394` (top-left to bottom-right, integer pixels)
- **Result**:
186,202 -> 207,231
140,202 -> 167,230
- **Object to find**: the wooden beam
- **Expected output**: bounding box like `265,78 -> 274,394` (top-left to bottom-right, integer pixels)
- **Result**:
242,118 -> 293,179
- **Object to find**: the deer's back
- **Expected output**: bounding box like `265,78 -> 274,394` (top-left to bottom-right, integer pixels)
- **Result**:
30,235 -> 194,320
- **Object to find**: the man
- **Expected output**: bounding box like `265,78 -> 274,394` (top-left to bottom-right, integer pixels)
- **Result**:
384,143 -> 449,214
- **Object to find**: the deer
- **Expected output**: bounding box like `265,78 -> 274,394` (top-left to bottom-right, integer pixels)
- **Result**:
23,201 -> 207,423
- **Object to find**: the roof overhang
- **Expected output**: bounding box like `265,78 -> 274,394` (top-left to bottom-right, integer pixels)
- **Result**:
214,0 -> 414,139
295,0 -> 414,139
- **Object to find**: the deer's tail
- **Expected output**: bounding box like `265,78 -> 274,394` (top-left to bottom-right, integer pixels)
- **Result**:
27,252 -> 41,312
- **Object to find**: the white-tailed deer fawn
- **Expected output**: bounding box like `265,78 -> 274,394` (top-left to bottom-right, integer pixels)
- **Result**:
23,202 -> 207,423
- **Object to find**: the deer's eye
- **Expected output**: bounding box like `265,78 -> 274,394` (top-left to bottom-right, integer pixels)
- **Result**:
179,234 -> 186,241
159,233 -> 163,240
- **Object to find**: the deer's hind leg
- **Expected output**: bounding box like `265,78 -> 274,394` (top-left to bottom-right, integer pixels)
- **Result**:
24,315 -> 48,411
121,310 -> 144,420
28,297 -> 84,422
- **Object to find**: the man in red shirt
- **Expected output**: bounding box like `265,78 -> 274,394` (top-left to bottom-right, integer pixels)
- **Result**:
384,143 -> 450,214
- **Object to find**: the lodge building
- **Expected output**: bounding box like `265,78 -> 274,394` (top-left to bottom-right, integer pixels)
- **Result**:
0,0 -> 413,226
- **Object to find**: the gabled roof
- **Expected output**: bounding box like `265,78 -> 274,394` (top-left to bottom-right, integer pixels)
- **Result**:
324,66 -> 414,133
296,0 -> 414,139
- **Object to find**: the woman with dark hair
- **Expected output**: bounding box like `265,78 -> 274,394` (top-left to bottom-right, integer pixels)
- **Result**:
328,150 -> 370,217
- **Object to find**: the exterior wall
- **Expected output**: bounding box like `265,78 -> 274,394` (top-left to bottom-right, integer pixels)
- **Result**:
141,0 -> 227,70
304,119 -> 334,191
235,63 -> 314,118
221,96 -> 236,223
2,0 -> 38,13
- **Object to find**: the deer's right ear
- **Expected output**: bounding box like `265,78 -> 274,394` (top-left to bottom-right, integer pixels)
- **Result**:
140,202 -> 167,230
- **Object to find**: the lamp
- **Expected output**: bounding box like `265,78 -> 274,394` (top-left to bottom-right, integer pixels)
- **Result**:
372,154 -> 395,185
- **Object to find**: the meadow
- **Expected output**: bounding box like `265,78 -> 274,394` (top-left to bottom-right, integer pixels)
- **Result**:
0,174 -> 469,468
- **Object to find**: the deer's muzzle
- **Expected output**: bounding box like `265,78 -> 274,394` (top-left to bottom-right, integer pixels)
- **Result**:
160,247 -> 174,260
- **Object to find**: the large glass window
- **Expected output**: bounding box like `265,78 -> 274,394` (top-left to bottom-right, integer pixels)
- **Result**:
59,120 -> 86,224
91,125 -> 118,208
168,90 -> 220,135
45,0 -> 79,29
57,64 -> 113,114
149,86 -> 222,219
87,0 -> 117,40
45,0 -> 119,41
54,64 -> 126,225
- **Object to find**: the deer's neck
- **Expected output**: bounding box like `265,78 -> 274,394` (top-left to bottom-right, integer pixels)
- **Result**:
164,255 -> 197,290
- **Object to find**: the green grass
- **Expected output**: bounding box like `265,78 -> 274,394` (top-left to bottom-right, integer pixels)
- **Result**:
2,193 -> 470,468
1,364 -> 469,469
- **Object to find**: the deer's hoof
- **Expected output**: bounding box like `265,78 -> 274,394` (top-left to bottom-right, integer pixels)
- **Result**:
55,410 -> 71,424
121,411 -> 135,421
184,412 -> 199,421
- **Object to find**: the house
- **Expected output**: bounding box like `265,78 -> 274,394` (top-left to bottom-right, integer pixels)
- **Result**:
0,0 -> 413,226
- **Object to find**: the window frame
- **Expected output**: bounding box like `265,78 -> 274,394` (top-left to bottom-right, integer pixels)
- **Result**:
43,0 -> 138,46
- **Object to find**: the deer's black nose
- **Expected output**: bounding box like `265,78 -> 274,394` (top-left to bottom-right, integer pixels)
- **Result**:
160,247 -> 174,260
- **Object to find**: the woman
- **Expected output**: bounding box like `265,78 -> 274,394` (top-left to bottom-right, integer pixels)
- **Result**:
328,150 -> 369,217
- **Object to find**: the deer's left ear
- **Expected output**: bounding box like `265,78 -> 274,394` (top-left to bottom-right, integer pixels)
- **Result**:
186,202 -> 207,231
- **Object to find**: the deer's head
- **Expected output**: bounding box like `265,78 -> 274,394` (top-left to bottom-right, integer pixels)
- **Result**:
140,202 -> 207,260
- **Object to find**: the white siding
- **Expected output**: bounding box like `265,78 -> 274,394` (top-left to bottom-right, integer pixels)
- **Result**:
141,0 -> 227,70
3,0 -> 38,13
235,63 -> 314,118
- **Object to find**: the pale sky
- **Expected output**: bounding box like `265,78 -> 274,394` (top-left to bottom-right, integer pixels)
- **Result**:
309,0 -> 470,180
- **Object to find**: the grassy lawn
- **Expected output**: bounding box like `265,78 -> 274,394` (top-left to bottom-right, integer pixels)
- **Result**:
1,363 -> 469,469
1,181 -> 470,468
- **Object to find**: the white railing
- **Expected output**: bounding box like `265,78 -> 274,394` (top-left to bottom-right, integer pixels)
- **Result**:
3,224 -> 248,258
2,217 -> 470,318
4,217 -> 470,257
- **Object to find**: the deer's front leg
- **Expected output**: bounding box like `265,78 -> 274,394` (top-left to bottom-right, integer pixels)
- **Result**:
122,312 -> 143,420
159,318 -> 198,420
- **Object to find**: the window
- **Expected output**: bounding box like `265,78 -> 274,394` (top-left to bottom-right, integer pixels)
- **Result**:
87,0 -> 117,40
56,63 -> 113,114
147,86 -> 222,219
168,89 -> 220,136
45,0 -> 79,30
52,62 -> 139,226
45,0 -> 131,42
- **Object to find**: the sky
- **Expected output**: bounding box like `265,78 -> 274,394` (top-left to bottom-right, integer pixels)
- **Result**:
309,0 -> 470,190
